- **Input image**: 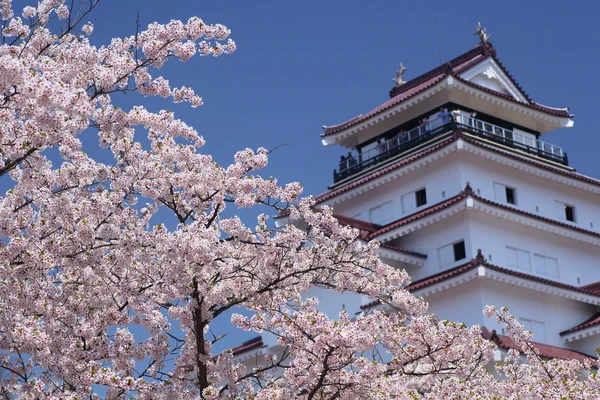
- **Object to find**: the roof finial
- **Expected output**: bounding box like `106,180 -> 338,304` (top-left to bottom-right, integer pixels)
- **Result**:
392,63 -> 407,87
474,22 -> 491,46
464,181 -> 473,195
475,249 -> 486,264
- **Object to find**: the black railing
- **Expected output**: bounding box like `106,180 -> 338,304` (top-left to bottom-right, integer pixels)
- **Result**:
333,121 -> 454,183
332,116 -> 568,184
457,122 -> 568,166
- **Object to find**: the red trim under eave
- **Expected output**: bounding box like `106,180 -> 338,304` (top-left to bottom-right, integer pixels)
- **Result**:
322,42 -> 571,137
230,336 -> 264,357
364,186 -> 600,242
360,257 -> 600,311
560,312 -> 600,336
481,327 -> 594,362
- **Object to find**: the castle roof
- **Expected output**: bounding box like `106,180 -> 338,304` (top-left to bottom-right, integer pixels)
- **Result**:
322,43 -> 572,139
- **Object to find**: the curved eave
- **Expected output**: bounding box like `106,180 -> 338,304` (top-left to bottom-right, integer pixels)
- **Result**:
321,76 -> 573,149
371,195 -> 600,246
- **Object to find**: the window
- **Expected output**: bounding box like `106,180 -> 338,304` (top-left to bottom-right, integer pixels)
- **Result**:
506,187 -> 515,205
506,246 -> 531,270
565,205 -> 575,222
415,188 -> 427,207
534,254 -> 559,278
369,201 -> 393,225
438,240 -> 466,267
555,200 -> 576,222
519,318 -> 546,343
494,182 -> 517,205
402,188 -> 427,213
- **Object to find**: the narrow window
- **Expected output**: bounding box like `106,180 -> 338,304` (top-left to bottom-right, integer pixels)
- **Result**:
555,201 -> 576,223
505,187 -> 515,205
415,188 -> 427,207
453,241 -> 466,261
565,205 -> 575,222
494,182 -> 517,205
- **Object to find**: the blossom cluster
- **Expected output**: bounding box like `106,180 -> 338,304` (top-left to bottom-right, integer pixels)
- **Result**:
0,1 -> 598,398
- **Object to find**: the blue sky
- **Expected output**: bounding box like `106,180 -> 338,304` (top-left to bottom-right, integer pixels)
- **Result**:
88,0 -> 599,200
5,0 -> 600,354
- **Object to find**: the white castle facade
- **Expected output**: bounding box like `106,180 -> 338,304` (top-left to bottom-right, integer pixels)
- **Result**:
233,38 -> 600,366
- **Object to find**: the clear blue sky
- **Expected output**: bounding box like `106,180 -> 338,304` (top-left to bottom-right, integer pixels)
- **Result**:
8,0 -> 600,354
88,0 -> 599,200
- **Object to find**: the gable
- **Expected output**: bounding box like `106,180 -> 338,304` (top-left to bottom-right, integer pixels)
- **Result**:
459,57 -> 529,103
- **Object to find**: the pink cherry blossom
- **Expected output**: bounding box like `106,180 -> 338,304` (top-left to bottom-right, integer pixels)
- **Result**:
0,1 -> 598,398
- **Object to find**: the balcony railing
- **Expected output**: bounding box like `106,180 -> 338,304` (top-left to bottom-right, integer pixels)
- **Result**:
333,114 -> 567,184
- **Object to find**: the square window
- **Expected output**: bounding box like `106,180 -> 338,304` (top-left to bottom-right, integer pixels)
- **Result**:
415,188 -> 427,207
438,240 -> 467,268
453,241 -> 466,261
505,187 -> 515,205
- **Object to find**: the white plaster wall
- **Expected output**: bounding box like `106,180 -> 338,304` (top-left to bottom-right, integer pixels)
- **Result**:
327,148 -> 600,234
416,279 -> 599,355
479,280 -> 596,349
468,212 -> 600,286
424,283 -> 485,327
459,152 -> 600,233
568,333 -> 600,357
389,214 -> 474,282
329,153 -> 464,225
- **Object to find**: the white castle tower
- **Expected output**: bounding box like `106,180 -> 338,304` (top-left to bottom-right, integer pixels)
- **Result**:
311,34 -> 599,360
232,30 -> 599,364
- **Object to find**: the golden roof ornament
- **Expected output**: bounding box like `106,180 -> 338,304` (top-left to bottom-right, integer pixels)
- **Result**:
474,22 -> 491,45
392,63 -> 407,87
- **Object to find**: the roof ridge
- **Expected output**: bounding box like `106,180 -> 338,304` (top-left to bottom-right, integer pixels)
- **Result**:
388,45 -> 489,99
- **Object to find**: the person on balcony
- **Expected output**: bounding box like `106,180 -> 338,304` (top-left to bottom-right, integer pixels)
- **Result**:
451,108 -> 461,123
347,152 -> 357,172
438,107 -> 449,124
377,138 -> 387,162
339,155 -> 347,174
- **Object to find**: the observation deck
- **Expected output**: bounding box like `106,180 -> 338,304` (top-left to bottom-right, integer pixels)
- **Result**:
333,113 -> 567,185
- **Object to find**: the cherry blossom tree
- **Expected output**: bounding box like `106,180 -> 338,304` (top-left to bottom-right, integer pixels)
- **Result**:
0,1 -> 598,398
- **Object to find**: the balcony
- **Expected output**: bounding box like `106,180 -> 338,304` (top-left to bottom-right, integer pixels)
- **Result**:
333,114 -> 567,184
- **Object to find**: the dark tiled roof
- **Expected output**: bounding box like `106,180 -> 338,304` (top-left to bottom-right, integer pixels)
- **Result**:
453,76 -> 571,117
560,312 -> 600,336
230,336 -> 264,357
332,213 -> 380,238
481,327 -> 594,362
369,192 -> 468,239
470,193 -> 600,240
364,187 -> 600,242
379,243 -> 427,259
323,47 -> 488,136
582,281 -> 600,294
331,213 -> 427,258
360,256 -> 600,310
315,134 -> 460,203
322,43 -> 570,137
